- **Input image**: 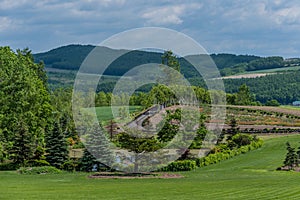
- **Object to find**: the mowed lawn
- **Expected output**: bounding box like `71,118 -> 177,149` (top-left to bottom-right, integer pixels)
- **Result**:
1,134 -> 300,199
95,106 -> 141,121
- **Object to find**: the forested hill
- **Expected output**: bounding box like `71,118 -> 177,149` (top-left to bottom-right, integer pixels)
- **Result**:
34,44 -> 300,76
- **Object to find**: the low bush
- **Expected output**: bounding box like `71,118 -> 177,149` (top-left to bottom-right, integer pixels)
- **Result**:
17,166 -> 62,174
195,139 -> 263,168
161,160 -> 197,172
27,159 -> 50,167
0,163 -> 19,171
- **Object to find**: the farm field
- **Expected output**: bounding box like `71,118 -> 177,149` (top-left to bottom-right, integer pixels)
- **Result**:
228,105 -> 300,117
1,134 -> 300,200
280,105 -> 300,111
221,66 -> 300,79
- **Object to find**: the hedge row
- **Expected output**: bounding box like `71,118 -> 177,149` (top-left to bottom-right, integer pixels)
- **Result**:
17,166 -> 62,175
195,140 -> 263,168
160,160 -> 197,172
162,140 -> 263,172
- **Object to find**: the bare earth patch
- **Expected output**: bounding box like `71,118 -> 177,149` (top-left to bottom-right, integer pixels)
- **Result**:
88,172 -> 184,179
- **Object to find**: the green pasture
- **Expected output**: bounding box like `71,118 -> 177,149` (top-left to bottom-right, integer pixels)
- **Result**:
280,105 -> 300,111
94,106 -> 141,122
244,65 -> 300,74
1,134 -> 300,199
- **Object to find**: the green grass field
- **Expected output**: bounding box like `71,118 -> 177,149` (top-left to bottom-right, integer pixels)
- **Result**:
244,66 -> 300,74
280,105 -> 300,111
94,106 -> 141,121
1,134 -> 300,199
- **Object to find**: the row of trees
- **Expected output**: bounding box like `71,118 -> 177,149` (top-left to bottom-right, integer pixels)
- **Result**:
0,47 -> 76,169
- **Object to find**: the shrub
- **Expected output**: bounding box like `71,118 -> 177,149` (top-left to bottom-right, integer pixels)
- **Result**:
61,160 -> 80,172
0,163 -> 19,171
161,160 -> 196,172
232,133 -> 253,147
17,166 -> 62,174
27,159 -> 50,167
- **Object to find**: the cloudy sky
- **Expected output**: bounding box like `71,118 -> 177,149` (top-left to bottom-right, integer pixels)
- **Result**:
1,0 -> 300,57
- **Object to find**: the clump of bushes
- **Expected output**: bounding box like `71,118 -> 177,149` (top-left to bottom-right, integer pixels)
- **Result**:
160,160 -> 197,172
17,166 -> 62,174
195,140 -> 263,168
0,163 -> 20,171
161,139 -> 263,172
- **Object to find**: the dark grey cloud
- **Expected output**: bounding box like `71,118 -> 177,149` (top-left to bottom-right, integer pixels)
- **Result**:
0,0 -> 300,57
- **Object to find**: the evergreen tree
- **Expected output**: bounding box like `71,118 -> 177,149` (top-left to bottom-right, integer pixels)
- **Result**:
283,142 -> 298,170
80,148 -> 99,172
10,121 -> 34,166
297,143 -> 300,166
228,116 -> 239,140
45,121 -> 69,169
83,123 -> 114,170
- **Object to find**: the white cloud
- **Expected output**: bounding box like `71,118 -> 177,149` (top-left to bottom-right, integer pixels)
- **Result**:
0,0 -> 30,10
1,0 -> 300,57
142,3 -> 202,25
273,6 -> 300,25
0,17 -> 16,32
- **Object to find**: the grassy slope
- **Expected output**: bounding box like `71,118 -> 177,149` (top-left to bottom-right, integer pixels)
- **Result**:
1,135 -> 300,199
95,106 -> 141,121
280,105 -> 300,110
244,66 -> 300,74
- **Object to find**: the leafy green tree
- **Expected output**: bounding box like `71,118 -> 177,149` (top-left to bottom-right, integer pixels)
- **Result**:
149,84 -> 175,107
161,50 -> 180,72
235,84 -> 253,105
95,91 -> 109,106
0,47 -> 52,164
231,133 -> 253,147
284,142 -> 298,170
157,109 -> 181,143
45,121 -> 69,169
160,51 -> 182,86
265,99 -> 280,106
189,114 -> 207,149
117,129 -> 161,172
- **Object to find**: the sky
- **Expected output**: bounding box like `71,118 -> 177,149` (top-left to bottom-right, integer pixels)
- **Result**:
1,0 -> 300,57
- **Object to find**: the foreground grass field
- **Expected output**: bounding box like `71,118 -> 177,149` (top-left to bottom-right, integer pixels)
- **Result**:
1,134 -> 300,199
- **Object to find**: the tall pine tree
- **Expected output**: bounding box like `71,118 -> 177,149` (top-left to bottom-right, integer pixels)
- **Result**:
284,142 -> 298,170
10,120 -> 34,166
45,121 -> 69,169
81,123 -> 114,171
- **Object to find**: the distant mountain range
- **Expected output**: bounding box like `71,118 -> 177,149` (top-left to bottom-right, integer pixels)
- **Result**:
34,44 -> 299,77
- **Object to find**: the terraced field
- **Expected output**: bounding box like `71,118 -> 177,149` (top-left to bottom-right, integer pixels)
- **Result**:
1,134 -> 300,199
229,105 -> 300,117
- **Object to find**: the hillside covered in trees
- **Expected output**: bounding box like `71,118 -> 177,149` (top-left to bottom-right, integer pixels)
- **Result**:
35,44 -> 300,105
34,44 -> 300,77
